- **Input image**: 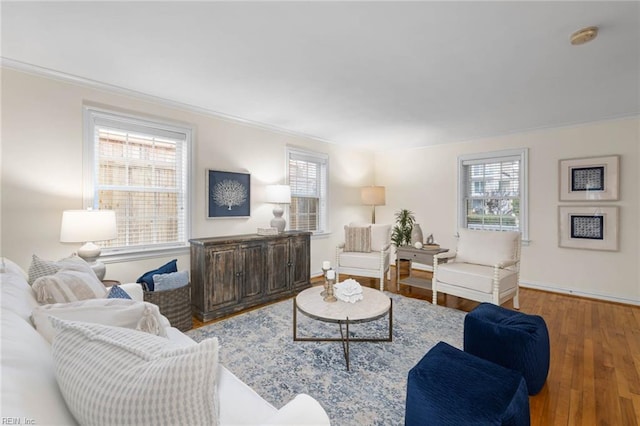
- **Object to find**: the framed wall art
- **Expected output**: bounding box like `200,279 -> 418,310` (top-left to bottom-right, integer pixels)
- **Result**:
207,170 -> 250,218
558,206 -> 618,251
559,155 -> 619,201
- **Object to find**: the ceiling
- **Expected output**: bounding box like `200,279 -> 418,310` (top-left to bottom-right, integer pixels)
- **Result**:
2,1 -> 639,151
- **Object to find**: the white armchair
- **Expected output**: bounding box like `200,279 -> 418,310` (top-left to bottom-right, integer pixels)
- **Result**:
432,229 -> 521,308
336,223 -> 392,291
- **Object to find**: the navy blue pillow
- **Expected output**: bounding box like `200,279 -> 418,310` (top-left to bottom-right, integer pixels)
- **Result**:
136,259 -> 178,291
106,285 -> 132,299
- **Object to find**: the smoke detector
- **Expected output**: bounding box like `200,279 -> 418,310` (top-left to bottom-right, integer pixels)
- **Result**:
570,26 -> 599,45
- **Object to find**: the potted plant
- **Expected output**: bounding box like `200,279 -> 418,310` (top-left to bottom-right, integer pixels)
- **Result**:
391,209 -> 415,246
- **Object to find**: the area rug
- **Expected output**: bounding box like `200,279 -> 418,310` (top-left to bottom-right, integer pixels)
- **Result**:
187,292 -> 466,426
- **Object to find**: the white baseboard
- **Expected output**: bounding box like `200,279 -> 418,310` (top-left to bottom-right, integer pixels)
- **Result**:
519,280 -> 640,306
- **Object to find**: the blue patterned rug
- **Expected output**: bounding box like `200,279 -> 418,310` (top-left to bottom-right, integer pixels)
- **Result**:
187,292 -> 466,426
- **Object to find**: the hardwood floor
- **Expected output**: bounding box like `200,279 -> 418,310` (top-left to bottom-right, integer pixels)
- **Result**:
360,265 -> 640,426
193,264 -> 640,425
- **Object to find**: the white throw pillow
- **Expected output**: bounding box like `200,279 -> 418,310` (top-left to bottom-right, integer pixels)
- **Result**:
32,298 -> 170,343
32,258 -> 106,304
51,318 -> 219,426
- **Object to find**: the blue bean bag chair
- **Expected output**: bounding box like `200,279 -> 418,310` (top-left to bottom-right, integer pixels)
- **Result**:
464,303 -> 550,395
405,341 -> 530,426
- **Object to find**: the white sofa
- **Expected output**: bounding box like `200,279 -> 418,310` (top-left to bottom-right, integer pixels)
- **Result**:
0,258 -> 330,425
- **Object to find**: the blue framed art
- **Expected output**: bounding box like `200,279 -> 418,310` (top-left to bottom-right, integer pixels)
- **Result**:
207,170 -> 250,218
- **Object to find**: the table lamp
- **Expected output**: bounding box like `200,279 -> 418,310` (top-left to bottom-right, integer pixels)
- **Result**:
60,209 -> 117,280
265,184 -> 291,233
361,186 -> 386,224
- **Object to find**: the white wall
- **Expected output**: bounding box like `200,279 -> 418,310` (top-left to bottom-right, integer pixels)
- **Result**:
0,68 -> 375,282
374,118 -> 640,304
2,68 -> 638,304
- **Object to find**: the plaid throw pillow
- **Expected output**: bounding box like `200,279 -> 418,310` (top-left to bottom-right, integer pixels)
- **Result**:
28,254 -> 62,285
51,319 -> 219,426
344,225 -> 372,252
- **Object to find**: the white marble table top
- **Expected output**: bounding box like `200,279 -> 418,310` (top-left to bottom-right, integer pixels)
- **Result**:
295,285 -> 391,321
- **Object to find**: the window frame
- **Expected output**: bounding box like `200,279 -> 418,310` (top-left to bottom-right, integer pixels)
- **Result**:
457,148 -> 529,243
286,146 -> 329,236
83,106 -> 193,261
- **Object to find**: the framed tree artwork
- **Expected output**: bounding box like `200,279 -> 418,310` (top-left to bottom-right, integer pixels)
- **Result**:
559,155 -> 619,201
207,170 -> 250,218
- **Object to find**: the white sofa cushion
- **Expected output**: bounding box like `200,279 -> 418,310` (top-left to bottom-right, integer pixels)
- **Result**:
32,298 -> 170,343
1,257 -> 28,278
260,394 -> 331,425
349,222 -> 391,252
32,258 -> 107,304
436,262 -> 518,293
1,309 -> 78,425
218,365 -> 279,425
0,270 -> 39,322
51,318 -> 220,426
455,229 -> 520,266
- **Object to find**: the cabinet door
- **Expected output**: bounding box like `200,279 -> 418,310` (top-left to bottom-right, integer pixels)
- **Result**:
265,238 -> 290,295
205,245 -> 238,310
289,234 -> 311,291
237,242 -> 265,302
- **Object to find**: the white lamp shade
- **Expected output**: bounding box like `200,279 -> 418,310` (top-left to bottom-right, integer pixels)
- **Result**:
60,210 -> 117,243
361,186 -> 386,206
265,185 -> 291,204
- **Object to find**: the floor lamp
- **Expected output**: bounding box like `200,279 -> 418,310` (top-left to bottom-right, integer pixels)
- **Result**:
361,186 -> 386,224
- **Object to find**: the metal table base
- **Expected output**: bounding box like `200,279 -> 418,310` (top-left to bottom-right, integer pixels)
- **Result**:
293,299 -> 393,371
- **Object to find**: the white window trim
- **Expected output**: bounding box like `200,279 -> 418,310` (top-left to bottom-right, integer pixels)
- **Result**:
286,146 -> 330,235
83,105 -> 194,260
457,148 -> 529,244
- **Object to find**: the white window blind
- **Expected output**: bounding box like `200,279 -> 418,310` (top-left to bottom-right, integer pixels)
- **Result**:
85,108 -> 191,254
287,148 -> 328,233
458,149 -> 528,240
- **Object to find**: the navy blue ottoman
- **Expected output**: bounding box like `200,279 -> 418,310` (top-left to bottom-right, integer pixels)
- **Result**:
464,303 -> 550,395
405,342 -> 530,426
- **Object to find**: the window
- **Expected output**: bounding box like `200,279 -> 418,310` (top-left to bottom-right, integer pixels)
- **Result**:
287,147 -> 328,234
84,107 -> 191,255
458,148 -> 528,241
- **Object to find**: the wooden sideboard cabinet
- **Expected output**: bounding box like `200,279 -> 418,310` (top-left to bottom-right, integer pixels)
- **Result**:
190,231 -> 311,321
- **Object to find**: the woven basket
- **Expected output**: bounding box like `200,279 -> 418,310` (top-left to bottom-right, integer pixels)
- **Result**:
143,284 -> 192,332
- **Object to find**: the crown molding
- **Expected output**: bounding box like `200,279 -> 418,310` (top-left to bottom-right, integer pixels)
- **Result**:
0,57 -> 336,146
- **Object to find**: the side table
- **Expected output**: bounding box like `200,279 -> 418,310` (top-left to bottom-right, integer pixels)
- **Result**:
396,246 -> 448,291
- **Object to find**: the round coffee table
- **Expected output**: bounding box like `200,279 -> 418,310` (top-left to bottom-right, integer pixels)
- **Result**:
293,286 -> 392,371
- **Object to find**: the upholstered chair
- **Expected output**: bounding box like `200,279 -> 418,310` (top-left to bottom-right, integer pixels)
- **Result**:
432,229 -> 521,308
336,223 -> 392,291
